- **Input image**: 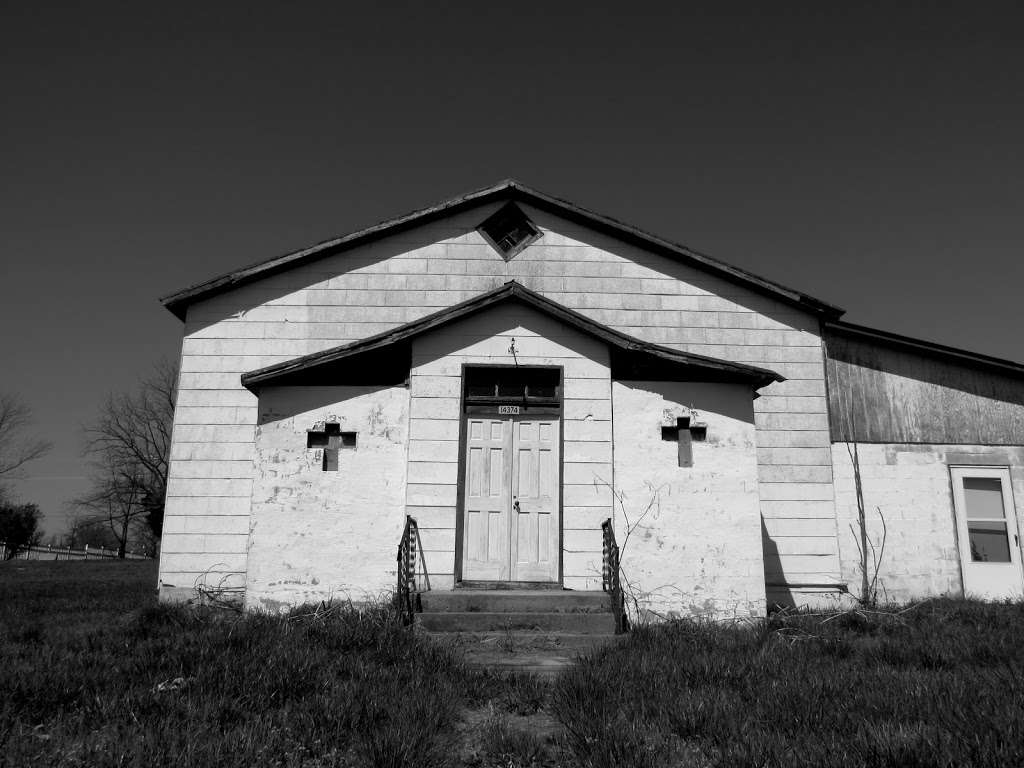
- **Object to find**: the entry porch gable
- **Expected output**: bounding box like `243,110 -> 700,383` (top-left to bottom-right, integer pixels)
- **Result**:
243,283 -> 777,610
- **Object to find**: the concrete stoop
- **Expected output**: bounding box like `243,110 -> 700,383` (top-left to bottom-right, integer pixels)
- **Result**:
419,590 -> 623,677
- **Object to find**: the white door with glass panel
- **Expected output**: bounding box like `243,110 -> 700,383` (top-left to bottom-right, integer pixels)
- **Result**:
461,416 -> 560,583
949,466 -> 1024,600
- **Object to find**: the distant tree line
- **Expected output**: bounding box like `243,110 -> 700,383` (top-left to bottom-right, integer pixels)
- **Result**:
1,361 -> 176,560
73,360 -> 176,558
0,394 -> 51,558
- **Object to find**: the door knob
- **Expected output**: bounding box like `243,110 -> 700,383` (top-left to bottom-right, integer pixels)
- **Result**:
513,498 -> 521,513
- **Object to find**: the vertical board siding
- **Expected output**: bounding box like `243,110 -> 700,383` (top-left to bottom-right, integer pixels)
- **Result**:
160,201 -> 839,597
826,330 -> 1024,444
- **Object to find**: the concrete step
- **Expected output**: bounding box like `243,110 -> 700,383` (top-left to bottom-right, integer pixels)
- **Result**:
418,610 -> 617,633
427,630 -> 622,652
426,631 -> 625,678
419,589 -> 611,615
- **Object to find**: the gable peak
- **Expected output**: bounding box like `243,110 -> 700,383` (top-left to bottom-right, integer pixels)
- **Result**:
476,202 -> 541,261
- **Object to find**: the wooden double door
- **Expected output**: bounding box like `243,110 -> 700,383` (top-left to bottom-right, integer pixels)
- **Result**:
461,414 -> 561,583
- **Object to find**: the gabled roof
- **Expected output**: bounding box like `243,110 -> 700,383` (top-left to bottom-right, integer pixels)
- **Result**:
241,281 -> 784,391
162,179 -> 845,321
825,320 -> 1024,378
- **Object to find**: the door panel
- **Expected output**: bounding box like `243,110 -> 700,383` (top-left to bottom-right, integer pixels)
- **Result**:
510,417 -> 561,582
460,414 -> 561,583
950,466 -> 1024,600
462,418 -> 511,581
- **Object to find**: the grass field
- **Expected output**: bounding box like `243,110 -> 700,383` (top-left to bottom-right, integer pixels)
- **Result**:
3,561 -> 1024,767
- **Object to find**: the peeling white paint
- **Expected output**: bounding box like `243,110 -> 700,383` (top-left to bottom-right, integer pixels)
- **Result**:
244,386 -> 409,611
612,381 -> 766,620
831,443 -> 1024,604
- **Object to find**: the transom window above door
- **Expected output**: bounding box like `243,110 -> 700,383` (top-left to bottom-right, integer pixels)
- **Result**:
464,366 -> 561,405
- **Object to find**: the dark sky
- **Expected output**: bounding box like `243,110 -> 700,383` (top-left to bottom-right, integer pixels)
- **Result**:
2,2 -> 1022,537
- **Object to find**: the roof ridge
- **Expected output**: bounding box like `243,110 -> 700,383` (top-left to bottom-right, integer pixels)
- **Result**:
161,179 -> 845,321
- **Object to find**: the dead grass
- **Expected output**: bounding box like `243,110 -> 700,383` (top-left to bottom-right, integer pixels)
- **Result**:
5,562 -> 1024,767
1,561 -> 477,767
550,600 -> 1024,767
458,704 -> 560,767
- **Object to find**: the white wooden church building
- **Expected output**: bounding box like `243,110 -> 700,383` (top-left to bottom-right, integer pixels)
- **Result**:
158,181 -> 1024,619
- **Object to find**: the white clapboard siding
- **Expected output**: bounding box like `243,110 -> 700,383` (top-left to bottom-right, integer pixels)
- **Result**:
161,199 -> 840,592
162,514 -> 251,535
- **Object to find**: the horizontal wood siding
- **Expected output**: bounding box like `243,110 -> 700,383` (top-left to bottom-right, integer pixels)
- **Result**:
825,330 -> 1024,444
161,200 -> 840,595
405,304 -> 612,591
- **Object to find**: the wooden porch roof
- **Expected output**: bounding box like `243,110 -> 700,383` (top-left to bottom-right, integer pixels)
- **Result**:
241,281 -> 784,391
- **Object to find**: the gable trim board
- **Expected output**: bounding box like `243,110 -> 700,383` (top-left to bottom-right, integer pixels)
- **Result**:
161,179 -> 845,321
240,281 -> 783,391
825,321 -> 1024,379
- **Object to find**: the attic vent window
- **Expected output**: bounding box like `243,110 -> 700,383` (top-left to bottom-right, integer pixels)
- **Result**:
478,203 -> 541,261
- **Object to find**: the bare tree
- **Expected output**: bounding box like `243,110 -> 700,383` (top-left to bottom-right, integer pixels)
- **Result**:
74,465 -> 149,558
0,394 -> 52,487
61,508 -> 119,550
77,360 -> 177,557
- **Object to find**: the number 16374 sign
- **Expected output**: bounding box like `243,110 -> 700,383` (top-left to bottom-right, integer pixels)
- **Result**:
498,405 -> 521,415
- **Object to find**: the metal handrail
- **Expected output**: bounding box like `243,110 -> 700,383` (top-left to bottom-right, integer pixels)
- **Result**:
396,516 -> 428,625
601,518 -> 628,634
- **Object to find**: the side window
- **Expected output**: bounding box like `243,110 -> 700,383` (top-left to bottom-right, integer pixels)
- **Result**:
962,477 -> 1012,562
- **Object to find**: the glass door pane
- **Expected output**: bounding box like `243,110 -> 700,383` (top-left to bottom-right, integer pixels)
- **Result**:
963,477 -> 1011,563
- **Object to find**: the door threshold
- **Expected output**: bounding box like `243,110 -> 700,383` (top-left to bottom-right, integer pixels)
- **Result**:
457,580 -> 564,591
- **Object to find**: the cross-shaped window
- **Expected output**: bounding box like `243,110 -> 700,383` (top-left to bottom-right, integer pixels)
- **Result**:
307,423 -> 357,471
660,416 -> 707,468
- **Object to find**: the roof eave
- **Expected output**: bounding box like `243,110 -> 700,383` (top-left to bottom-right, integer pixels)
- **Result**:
241,282 -> 784,391
502,184 -> 846,320
825,320 -> 1024,377
161,179 -> 845,321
